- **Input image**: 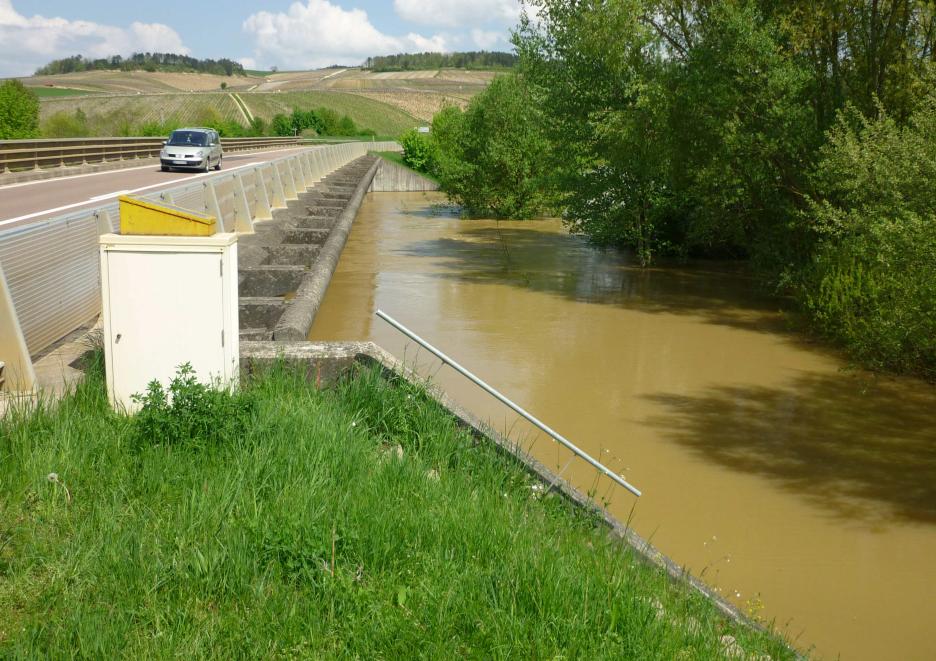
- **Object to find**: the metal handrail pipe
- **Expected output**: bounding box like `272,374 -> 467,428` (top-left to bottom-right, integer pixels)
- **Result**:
375,309 -> 642,497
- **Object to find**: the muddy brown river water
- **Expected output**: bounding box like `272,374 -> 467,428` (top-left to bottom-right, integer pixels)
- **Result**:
309,191 -> 936,660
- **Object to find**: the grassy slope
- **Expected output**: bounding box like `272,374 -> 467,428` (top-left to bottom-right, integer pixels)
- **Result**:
29,87 -> 99,98
40,93 -> 244,129
39,91 -> 417,137
0,362 -> 795,659
242,91 -> 417,136
373,151 -> 441,184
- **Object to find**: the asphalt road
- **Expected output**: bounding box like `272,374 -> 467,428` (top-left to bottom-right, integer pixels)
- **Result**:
0,146 -> 310,231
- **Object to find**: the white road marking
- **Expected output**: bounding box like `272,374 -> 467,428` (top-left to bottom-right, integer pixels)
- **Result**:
0,146 -> 303,192
89,190 -> 129,201
0,162 -> 263,227
0,164 -> 157,191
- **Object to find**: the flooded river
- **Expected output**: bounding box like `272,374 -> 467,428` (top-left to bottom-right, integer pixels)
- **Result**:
309,192 -> 936,660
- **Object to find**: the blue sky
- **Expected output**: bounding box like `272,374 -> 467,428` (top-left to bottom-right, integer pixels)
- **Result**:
0,0 -> 522,77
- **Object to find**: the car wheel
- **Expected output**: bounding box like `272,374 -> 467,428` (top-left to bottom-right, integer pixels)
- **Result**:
202,157 -> 211,173
161,165 -> 170,172
214,156 -> 222,171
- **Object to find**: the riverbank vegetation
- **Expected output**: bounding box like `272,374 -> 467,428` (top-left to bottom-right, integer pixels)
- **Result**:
0,361 -> 796,658
427,1 -> 936,380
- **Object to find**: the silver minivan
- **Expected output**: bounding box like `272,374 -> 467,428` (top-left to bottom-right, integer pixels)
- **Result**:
160,128 -> 223,172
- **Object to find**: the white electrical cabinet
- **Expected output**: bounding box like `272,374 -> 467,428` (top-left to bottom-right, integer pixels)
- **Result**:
100,233 -> 239,412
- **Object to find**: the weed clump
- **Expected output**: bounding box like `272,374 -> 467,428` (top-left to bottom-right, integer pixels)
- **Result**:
131,363 -> 255,448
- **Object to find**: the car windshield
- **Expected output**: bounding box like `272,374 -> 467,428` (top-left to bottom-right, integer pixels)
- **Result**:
167,131 -> 208,147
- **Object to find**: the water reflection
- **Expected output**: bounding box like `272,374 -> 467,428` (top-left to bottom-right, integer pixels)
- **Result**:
310,192 -> 936,661
645,371 -> 936,524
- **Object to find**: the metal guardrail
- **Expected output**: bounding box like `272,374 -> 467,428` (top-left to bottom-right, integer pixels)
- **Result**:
0,136 -> 304,173
376,310 -> 642,497
0,140 -> 402,391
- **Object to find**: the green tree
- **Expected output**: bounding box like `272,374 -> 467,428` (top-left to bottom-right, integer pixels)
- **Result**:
0,79 -> 40,139
271,113 -> 294,136
432,75 -> 551,219
799,96 -> 936,378
399,129 -> 438,173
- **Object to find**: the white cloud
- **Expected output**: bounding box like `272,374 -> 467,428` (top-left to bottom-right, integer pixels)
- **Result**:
238,57 -> 257,70
0,1 -> 189,77
470,29 -> 503,50
243,0 -> 450,70
394,0 -> 521,29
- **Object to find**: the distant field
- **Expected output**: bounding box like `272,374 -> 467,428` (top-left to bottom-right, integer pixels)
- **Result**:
25,66 -> 490,136
241,91 -> 417,135
349,90 -> 469,122
22,70 -> 255,94
28,87 -> 98,98
39,90 -> 417,137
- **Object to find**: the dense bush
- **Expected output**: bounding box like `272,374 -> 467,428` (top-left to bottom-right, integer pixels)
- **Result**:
432,75 -> 551,219
132,363 -> 256,448
271,107 -> 375,137
0,79 -> 40,139
799,99 -> 936,379
398,128 -> 437,173
41,109 -> 90,137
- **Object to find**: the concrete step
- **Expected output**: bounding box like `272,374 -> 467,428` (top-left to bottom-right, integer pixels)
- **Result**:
312,191 -> 352,201
266,244 -> 321,266
239,327 -> 272,341
283,227 -> 330,244
239,297 -> 287,330
239,265 -> 307,298
239,244 -> 320,268
304,206 -> 342,219
288,216 -> 333,231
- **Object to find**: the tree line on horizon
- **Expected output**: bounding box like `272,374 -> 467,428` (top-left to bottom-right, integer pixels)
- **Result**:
35,53 -> 246,77
362,51 -> 517,71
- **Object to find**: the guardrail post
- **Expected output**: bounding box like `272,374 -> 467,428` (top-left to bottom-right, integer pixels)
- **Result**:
299,151 -> 314,188
270,163 -> 287,209
310,150 -> 324,181
203,181 -> 226,232
94,209 -> 115,234
253,166 -> 273,220
232,173 -> 255,233
307,151 -> 321,183
289,155 -> 306,192
0,258 -> 37,392
278,161 -> 298,201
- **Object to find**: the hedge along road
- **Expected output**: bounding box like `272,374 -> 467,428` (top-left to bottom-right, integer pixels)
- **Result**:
0,146 -> 311,230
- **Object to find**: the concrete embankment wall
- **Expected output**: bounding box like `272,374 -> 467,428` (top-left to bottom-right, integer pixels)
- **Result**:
272,158 -> 381,340
369,158 -> 439,192
239,340 -> 774,639
253,156 -> 438,341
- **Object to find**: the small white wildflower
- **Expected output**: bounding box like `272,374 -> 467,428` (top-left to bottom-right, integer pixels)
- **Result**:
47,472 -> 58,482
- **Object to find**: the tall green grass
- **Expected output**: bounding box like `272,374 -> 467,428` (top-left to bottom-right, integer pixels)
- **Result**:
0,361 -> 796,658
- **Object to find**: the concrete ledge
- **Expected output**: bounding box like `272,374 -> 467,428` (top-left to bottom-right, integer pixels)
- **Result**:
369,158 -> 439,192
238,340 -> 782,643
273,157 -> 380,340
239,265 -> 307,298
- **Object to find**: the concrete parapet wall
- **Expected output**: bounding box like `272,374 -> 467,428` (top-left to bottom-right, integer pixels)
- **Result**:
369,158 -> 439,192
272,158 -> 380,340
